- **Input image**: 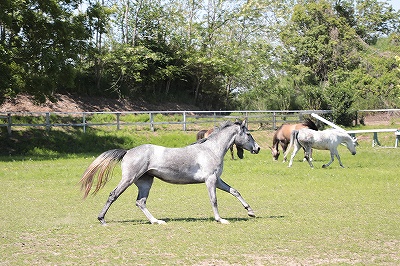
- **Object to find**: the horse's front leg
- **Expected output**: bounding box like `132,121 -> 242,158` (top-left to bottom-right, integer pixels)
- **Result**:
335,152 -> 345,168
205,175 -> 229,224
216,178 -> 255,218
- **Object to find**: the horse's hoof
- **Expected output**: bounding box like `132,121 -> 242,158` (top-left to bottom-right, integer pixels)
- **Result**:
152,219 -> 167,225
322,165 -> 327,168
218,219 -> 230,224
98,217 -> 107,226
247,211 -> 256,217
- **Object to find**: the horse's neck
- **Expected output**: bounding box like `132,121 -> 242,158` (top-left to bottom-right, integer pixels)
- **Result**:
272,132 -> 280,149
340,134 -> 351,144
207,127 -> 237,157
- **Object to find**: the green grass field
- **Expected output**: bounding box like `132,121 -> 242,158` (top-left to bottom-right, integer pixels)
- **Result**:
1,129 -> 399,265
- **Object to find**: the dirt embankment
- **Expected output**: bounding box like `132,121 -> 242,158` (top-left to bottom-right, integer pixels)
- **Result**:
0,94 -> 199,113
1,94 -> 399,127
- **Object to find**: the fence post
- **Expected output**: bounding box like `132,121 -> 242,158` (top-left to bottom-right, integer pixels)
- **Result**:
183,111 -> 186,131
83,113 -> 86,133
150,113 -> 154,132
273,112 -> 276,129
354,111 -> 358,126
116,113 -> 120,130
46,113 -> 50,131
7,113 -> 12,136
213,112 -> 217,126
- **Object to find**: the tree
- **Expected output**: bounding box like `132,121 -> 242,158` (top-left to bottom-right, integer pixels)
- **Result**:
278,0 -> 363,124
354,0 -> 400,45
0,0 -> 92,103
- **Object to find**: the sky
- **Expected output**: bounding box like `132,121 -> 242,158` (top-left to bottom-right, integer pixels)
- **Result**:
388,0 -> 400,11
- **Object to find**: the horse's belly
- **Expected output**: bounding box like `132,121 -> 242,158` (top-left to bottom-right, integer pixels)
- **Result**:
147,167 -> 207,184
311,143 -> 329,150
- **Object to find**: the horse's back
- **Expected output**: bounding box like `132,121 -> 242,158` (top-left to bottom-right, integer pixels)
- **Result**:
297,128 -> 341,150
275,124 -> 295,141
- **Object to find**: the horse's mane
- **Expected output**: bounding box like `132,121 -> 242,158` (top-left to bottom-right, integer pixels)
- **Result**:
302,118 -> 318,131
273,124 -> 284,135
203,121 -> 241,140
191,121 -> 237,145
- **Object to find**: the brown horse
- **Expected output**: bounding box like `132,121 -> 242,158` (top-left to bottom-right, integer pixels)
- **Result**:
269,118 -> 318,161
197,128 -> 244,159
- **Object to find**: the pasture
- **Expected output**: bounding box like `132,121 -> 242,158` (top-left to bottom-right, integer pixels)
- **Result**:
1,129 -> 399,265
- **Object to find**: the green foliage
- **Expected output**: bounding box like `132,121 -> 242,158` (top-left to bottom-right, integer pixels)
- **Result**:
0,0 -> 92,103
326,86 -> 356,126
1,0 -> 399,111
355,0 -> 400,44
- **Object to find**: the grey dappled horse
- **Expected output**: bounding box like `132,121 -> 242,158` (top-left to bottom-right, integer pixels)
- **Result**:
80,120 -> 260,225
284,128 -> 357,168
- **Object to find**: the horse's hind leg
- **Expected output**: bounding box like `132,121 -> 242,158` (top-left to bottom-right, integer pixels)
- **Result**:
288,143 -> 300,167
322,151 -> 335,168
303,147 -> 314,168
216,178 -> 255,220
135,174 -> 166,224
98,178 -> 134,225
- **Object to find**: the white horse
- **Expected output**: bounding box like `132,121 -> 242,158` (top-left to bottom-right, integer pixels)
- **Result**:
284,128 -> 357,168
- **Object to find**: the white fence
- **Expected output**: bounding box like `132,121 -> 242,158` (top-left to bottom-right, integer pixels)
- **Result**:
0,110 -> 332,135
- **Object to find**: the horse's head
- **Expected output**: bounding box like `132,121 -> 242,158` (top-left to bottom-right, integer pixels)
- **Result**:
234,120 -> 260,154
269,145 -> 280,160
346,136 -> 358,155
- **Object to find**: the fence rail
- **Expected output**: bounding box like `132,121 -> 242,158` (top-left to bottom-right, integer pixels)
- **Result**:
0,110 -> 332,135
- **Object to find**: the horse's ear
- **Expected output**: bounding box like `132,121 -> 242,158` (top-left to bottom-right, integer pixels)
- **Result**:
241,119 -> 247,128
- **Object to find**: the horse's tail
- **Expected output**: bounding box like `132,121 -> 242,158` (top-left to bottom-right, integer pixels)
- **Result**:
79,149 -> 127,199
284,130 -> 299,159
303,118 -> 318,131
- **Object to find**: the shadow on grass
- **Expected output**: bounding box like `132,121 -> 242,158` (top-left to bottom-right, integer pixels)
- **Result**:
109,215 -> 285,225
0,127 -> 133,161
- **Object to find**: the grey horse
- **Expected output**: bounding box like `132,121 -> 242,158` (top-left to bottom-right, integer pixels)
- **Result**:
80,120 -> 260,225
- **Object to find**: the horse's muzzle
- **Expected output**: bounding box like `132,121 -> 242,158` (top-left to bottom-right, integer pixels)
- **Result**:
352,151 -> 356,155
252,146 -> 260,154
